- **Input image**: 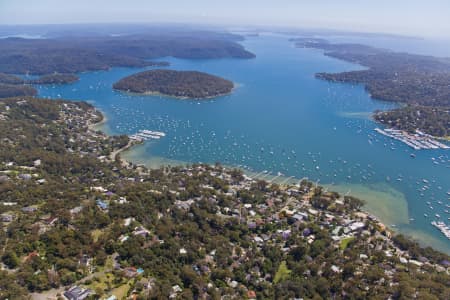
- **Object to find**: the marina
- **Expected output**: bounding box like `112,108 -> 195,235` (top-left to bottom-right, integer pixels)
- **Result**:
129,129 -> 166,142
374,128 -> 450,150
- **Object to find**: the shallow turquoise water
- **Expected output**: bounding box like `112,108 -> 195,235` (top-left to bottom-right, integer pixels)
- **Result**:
36,34 -> 450,253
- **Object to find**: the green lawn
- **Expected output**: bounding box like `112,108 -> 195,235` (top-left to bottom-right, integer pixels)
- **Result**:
340,237 -> 355,250
110,283 -> 131,300
104,255 -> 114,270
86,272 -> 112,295
86,269 -> 132,299
91,229 -> 104,242
274,261 -> 291,284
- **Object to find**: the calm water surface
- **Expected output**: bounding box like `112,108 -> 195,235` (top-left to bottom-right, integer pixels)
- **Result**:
36,34 -> 450,253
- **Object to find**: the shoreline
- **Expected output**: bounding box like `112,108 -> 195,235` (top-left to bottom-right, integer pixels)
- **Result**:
88,109 -> 137,167
110,140 -> 141,167
118,145 -> 397,224
120,147 -> 398,230
118,146 -> 450,254
113,82 -> 238,100
300,41 -> 450,143
88,111 -> 108,131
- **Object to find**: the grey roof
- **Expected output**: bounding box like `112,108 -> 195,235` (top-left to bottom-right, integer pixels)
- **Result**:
63,286 -> 92,300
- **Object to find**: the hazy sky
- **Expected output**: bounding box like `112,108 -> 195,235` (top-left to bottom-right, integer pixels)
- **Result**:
1,0 -> 450,38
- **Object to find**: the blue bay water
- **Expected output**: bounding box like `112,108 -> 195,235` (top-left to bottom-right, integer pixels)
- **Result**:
36,34 -> 450,253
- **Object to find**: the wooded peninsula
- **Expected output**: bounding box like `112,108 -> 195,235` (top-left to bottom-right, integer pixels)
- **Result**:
292,38 -> 450,137
113,70 -> 234,99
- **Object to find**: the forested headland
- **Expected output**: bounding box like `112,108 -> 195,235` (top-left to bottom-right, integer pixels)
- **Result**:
293,38 -> 450,136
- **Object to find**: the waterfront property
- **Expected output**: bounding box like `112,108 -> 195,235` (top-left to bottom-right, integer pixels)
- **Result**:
63,286 -> 92,300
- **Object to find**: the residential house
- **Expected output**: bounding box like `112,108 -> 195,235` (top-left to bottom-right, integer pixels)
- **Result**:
22,206 -> 37,213
0,213 -> 14,222
96,199 -> 108,210
133,226 -> 150,237
63,285 -> 93,300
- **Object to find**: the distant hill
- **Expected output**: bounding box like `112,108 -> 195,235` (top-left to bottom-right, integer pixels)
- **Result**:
113,69 -> 234,99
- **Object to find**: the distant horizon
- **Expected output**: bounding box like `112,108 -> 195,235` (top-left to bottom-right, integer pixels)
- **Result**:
1,0 -> 450,39
0,21 -> 432,41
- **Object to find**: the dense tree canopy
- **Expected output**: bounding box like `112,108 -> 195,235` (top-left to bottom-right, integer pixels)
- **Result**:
114,70 -> 234,99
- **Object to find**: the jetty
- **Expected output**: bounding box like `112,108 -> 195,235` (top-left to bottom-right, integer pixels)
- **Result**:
129,129 -> 166,142
431,221 -> 450,240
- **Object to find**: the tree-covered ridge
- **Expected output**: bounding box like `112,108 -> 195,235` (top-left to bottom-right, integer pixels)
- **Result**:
0,98 -> 449,299
0,33 -> 254,75
374,105 -> 450,137
114,70 -> 234,99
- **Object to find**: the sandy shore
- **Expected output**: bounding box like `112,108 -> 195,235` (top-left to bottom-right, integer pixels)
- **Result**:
88,112 -> 108,132
88,110 -> 137,167
109,140 -> 141,167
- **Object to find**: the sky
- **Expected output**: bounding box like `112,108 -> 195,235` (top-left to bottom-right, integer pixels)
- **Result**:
1,0 -> 450,38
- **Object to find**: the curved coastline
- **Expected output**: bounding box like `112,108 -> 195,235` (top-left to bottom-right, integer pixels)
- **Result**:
88,113 -> 107,131
88,110 -> 139,167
